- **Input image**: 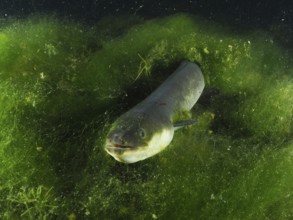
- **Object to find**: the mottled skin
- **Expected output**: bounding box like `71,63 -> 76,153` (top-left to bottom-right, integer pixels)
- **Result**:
105,61 -> 205,163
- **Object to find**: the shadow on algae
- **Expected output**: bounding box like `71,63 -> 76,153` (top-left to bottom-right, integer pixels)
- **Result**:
0,13 -> 292,220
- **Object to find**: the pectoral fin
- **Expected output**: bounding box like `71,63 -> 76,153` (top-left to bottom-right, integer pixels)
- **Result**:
173,119 -> 196,130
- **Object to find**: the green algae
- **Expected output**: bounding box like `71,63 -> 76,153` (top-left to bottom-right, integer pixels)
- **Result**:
200,141 -> 293,219
0,82 -> 58,219
238,80 -> 293,141
0,14 -> 292,219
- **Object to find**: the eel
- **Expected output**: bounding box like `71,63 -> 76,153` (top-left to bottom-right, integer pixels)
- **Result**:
104,61 -> 205,163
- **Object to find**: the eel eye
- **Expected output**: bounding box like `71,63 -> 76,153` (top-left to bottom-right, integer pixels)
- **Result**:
139,128 -> 146,138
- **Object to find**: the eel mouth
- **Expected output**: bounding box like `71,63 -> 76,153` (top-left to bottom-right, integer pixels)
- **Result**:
111,143 -> 131,148
105,142 -> 134,151
105,142 -> 147,152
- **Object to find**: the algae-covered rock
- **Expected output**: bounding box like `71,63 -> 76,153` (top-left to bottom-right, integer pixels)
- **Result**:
0,14 -> 292,219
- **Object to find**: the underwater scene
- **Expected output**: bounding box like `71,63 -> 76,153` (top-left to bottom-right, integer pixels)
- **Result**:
0,0 -> 292,219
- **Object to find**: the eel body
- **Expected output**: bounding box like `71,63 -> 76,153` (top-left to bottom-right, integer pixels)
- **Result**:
105,61 -> 205,163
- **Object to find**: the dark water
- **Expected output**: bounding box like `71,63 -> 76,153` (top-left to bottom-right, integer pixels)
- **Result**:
1,0 -> 292,25
1,0 -> 293,47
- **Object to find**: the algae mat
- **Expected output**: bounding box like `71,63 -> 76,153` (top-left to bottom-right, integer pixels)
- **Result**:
0,14 -> 292,219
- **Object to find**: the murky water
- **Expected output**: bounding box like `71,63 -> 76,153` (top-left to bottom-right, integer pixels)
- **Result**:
0,1 -> 292,219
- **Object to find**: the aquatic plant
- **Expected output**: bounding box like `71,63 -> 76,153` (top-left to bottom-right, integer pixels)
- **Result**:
5,185 -> 58,219
0,13 -> 292,219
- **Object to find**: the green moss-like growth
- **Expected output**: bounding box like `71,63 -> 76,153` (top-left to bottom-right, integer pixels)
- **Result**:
0,16 -> 103,219
0,14 -> 292,219
203,141 -> 293,219
237,80 -> 293,140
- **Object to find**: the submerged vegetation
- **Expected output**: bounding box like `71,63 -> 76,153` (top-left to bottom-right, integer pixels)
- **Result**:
0,14 -> 292,219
